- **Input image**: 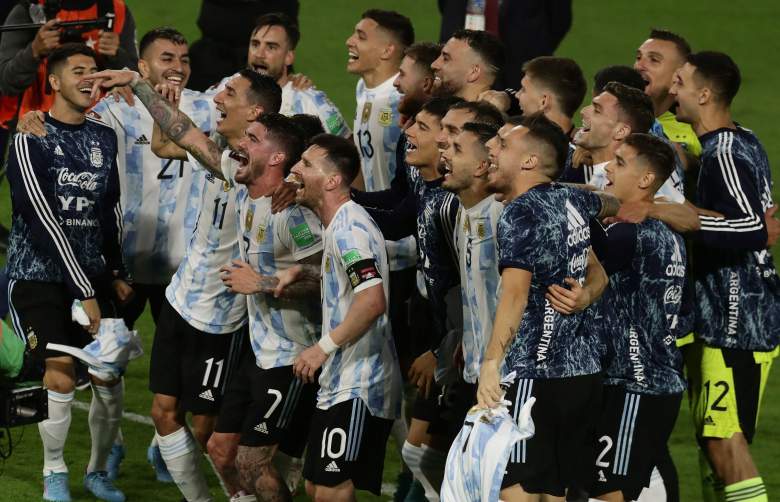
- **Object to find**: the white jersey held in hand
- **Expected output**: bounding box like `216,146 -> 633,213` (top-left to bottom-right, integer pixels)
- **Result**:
442,373 -> 536,502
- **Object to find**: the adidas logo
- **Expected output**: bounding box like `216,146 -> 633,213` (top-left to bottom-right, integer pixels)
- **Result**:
54,145 -> 64,156
704,415 -> 716,426
565,199 -> 589,246
598,469 -> 607,482
325,461 -> 340,473
199,389 -> 215,401
254,422 -> 269,434
666,239 -> 685,277
135,134 -> 150,145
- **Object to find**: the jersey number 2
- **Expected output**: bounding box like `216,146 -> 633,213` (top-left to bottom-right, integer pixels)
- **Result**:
158,159 -> 185,180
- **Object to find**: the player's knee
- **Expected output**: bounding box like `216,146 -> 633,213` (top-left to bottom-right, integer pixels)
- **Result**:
207,435 -> 236,471
190,417 -> 216,450
313,482 -> 353,502
305,480 -> 316,499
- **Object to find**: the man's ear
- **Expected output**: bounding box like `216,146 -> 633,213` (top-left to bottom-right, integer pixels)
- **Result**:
48,73 -> 61,92
138,59 -> 150,80
284,49 -> 295,68
474,158 -> 490,177
270,151 -> 286,168
638,170 -> 656,190
247,105 -> 263,121
422,75 -> 435,95
522,153 -> 539,171
466,64 -> 481,84
614,123 -> 632,142
698,87 -> 712,106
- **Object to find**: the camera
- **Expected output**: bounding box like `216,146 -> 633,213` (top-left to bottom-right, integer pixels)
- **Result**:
0,381 -> 47,428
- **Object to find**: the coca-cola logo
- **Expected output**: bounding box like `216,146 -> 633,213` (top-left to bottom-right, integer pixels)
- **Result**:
58,168 -> 99,191
663,285 -> 682,304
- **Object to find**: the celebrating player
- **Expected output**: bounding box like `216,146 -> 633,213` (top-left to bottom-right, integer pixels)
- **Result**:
430,29 -> 504,101
6,44 -> 129,502
477,113 -> 618,501
671,51 -> 779,502
587,134 -> 688,501
283,134 -> 402,501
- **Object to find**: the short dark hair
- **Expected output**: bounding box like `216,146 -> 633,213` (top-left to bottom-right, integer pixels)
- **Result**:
362,9 -> 414,49
252,12 -> 301,49
238,69 -> 282,113
623,133 -> 676,188
519,112 -> 570,179
47,43 -> 96,77
289,114 -> 325,145
404,42 -> 441,76
603,81 -> 655,134
309,134 -> 361,186
451,29 -> 504,77
421,96 -> 464,119
450,100 -> 505,128
648,28 -> 691,58
593,65 -> 646,94
139,27 -> 188,58
687,51 -> 741,105
522,56 -> 586,118
461,121 -> 498,149
255,113 -> 305,175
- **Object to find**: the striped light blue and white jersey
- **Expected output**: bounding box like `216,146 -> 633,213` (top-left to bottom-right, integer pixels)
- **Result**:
280,81 -> 350,138
225,159 -> 323,368
166,150 -> 246,334
442,388 -> 535,502
455,196 -> 504,383
89,90 -> 214,284
354,75 -> 416,271
318,200 -> 402,419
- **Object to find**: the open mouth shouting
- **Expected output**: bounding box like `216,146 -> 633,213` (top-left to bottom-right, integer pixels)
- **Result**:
251,61 -> 269,74
347,49 -> 359,65
216,105 -> 228,126
230,149 -> 249,167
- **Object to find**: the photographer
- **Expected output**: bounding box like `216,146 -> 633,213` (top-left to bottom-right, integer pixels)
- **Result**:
0,0 -> 138,114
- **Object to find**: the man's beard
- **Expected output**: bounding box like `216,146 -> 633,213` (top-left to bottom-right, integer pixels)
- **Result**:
398,94 -> 426,118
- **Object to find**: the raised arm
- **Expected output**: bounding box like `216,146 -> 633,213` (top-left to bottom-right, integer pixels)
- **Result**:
89,69 -> 225,178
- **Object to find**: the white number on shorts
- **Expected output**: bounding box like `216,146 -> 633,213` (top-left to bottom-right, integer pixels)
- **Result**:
320,427 -> 347,459
202,357 -> 225,388
264,389 -> 283,419
595,435 -> 613,468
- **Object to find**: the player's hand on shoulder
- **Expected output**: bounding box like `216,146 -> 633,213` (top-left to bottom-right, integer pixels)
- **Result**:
546,277 -> 590,315
289,73 -> 314,90
17,111 -> 46,137
109,86 -> 135,106
154,83 -> 181,108
81,298 -> 102,336
111,279 -> 134,305
477,90 -> 510,112
605,199 -> 652,225
220,260 -> 261,295
271,181 -> 297,213
271,265 -> 303,298
476,359 -> 502,409
571,144 -> 592,169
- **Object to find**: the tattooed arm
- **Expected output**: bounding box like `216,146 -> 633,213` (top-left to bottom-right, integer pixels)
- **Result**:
268,256 -> 322,299
595,191 -> 621,219
88,69 -> 225,178
477,267 -> 531,408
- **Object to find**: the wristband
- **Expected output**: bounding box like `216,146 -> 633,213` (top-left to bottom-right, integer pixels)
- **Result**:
318,333 -> 339,355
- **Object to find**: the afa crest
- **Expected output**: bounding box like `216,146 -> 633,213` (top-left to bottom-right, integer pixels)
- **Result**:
361,102 -> 372,124
378,107 -> 392,127
90,146 -> 103,167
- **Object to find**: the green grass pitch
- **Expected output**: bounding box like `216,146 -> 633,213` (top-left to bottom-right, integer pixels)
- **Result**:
1,0 -> 779,500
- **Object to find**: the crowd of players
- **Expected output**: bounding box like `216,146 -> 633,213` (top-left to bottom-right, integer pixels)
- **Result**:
3,6 -> 779,502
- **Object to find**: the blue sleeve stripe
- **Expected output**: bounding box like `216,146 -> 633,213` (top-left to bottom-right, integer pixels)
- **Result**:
16,135 -> 94,298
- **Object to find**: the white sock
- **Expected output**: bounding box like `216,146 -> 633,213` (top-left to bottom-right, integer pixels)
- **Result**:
420,444 -> 446,501
39,390 -> 74,475
403,441 -> 440,499
87,382 -> 124,473
156,428 -> 212,502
